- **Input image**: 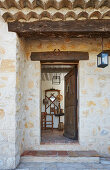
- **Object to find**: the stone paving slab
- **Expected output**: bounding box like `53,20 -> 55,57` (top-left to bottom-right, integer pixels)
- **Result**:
16,160 -> 110,170
100,157 -> 110,165
21,156 -> 100,163
20,150 -> 100,164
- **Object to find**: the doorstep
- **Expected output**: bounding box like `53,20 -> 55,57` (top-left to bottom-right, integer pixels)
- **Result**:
21,150 -> 100,163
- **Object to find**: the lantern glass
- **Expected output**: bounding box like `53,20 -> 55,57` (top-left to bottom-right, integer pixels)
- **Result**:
97,55 -> 101,65
97,52 -> 108,68
102,53 -> 108,64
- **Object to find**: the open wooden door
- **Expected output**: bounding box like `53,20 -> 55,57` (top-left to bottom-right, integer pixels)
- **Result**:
64,66 -> 78,140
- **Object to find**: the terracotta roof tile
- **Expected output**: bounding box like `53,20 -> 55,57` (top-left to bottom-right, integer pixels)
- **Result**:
0,0 -> 110,21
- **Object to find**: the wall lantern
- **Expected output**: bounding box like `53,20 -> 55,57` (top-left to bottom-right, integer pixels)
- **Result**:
52,74 -> 61,85
97,38 -> 109,68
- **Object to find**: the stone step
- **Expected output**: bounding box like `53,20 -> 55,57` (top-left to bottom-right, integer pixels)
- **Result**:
21,150 -> 100,163
100,157 -> 110,164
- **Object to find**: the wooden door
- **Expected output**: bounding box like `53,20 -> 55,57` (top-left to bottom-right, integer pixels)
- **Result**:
64,66 -> 78,140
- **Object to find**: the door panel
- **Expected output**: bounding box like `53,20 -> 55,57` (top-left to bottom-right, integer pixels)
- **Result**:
64,66 -> 77,140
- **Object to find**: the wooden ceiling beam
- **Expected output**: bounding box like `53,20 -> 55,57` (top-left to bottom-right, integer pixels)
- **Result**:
8,20 -> 110,39
8,20 -> 110,33
31,51 -> 89,61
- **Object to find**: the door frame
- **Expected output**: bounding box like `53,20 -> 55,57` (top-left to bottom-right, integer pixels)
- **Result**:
40,63 -> 79,143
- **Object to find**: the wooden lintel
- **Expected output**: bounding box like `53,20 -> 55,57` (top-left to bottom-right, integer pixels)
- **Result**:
31,51 -> 89,62
42,68 -> 72,73
41,62 -> 78,65
8,20 -> 110,39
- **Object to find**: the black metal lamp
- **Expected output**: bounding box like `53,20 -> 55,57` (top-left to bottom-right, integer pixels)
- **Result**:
97,38 -> 109,68
52,74 -> 61,85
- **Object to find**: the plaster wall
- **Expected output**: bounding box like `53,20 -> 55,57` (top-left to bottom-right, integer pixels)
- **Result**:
23,38 -> 110,156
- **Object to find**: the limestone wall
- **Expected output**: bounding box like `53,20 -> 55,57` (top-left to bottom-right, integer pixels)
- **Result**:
23,61 -> 41,150
0,16 -> 28,169
16,37 -> 27,159
0,16 -> 18,169
0,16 -> 110,169
79,55 -> 110,156
23,38 -> 110,156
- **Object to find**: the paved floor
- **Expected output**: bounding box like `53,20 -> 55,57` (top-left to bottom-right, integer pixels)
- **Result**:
41,129 -> 76,144
16,158 -> 110,170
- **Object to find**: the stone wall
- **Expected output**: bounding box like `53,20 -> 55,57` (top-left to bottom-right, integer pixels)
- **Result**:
0,16 -> 110,169
0,16 -> 28,169
23,61 -> 41,150
16,37 -> 27,161
0,16 -> 19,169
79,55 -> 110,156
23,38 -> 110,156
